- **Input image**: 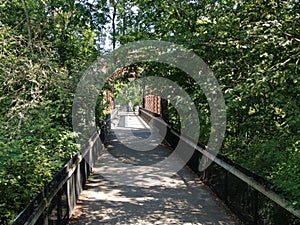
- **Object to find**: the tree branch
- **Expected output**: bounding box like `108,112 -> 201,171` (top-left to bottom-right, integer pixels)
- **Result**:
21,0 -> 33,51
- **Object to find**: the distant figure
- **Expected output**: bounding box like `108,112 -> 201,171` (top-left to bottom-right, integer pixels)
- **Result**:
128,101 -> 133,111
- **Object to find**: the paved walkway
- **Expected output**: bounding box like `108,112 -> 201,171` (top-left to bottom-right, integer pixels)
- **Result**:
68,112 -> 237,225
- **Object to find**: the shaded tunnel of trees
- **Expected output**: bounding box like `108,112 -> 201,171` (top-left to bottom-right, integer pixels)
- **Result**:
0,0 -> 299,224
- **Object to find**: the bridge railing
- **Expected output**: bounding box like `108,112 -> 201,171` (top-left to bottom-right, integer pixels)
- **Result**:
11,111 -> 117,225
139,108 -> 300,225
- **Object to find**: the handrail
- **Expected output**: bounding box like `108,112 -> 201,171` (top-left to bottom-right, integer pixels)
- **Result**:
139,108 -> 300,222
28,132 -> 99,225
11,112 -> 116,225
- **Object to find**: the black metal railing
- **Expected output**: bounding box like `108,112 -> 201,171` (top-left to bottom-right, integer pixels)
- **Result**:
11,112 -> 116,225
139,108 -> 300,225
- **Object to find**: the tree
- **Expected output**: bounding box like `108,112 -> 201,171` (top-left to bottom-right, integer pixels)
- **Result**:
107,0 -> 300,209
0,0 -> 107,223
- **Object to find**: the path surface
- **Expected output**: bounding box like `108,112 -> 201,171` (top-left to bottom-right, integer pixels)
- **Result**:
68,112 -> 236,225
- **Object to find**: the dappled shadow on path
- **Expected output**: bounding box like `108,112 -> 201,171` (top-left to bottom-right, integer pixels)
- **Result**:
68,113 -> 236,224
68,169 -> 235,225
105,133 -> 170,166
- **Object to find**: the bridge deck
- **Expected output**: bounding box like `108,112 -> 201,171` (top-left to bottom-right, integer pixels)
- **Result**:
68,112 -> 236,225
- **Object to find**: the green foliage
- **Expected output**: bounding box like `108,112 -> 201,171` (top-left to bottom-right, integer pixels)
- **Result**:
95,91 -> 110,127
1,0 -> 299,223
0,0 -> 105,223
114,81 -> 143,109
114,0 -> 300,211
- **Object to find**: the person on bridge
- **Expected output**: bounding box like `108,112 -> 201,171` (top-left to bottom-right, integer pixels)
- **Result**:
127,100 -> 133,111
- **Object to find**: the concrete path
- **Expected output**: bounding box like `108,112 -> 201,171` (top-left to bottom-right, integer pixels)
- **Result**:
68,112 -> 237,225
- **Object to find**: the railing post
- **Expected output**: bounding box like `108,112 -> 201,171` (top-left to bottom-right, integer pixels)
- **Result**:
57,189 -> 62,224
254,190 -> 259,225
224,170 -> 228,204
